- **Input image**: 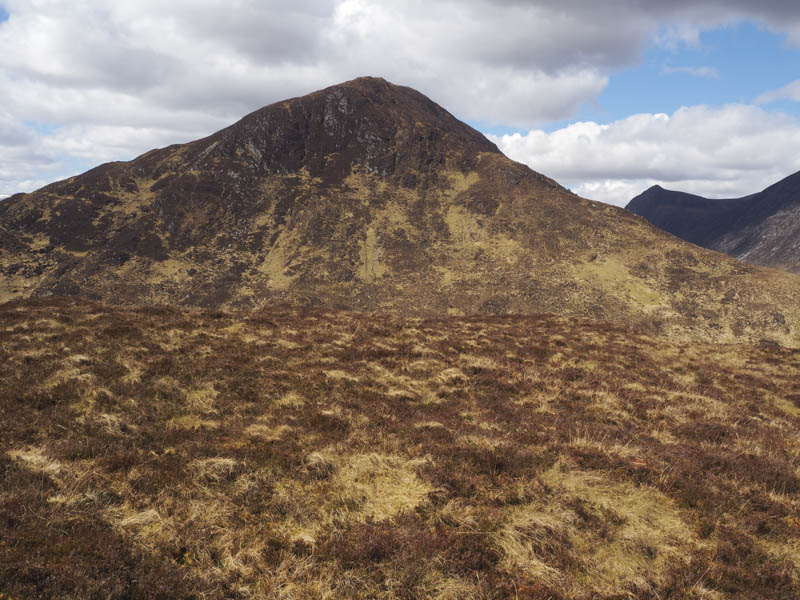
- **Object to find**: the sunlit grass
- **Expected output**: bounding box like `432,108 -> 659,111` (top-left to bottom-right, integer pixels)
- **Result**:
1,297 -> 799,598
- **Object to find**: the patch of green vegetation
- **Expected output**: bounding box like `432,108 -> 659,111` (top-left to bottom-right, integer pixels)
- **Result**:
575,256 -> 664,308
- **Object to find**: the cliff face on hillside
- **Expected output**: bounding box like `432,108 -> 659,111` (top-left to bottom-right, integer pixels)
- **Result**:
1,77 -> 799,345
628,173 -> 800,274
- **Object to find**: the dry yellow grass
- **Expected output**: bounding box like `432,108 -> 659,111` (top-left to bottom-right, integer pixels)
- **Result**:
1,297 -> 800,598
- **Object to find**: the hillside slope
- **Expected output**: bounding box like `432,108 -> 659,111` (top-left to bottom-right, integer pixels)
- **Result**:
627,173 -> 800,274
1,77 -> 800,345
2,298 -> 800,599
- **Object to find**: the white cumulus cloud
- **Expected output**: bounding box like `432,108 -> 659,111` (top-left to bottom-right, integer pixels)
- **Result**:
4,1 -> 800,196
490,104 -> 800,206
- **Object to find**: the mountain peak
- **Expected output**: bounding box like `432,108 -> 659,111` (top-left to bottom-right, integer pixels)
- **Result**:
1,78 -> 799,346
179,76 -> 501,185
627,171 -> 800,272
329,75 -> 393,91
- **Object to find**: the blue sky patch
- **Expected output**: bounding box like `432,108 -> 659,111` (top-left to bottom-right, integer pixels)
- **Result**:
24,121 -> 59,136
578,22 -> 800,123
480,20 -> 800,136
0,5 -> 9,23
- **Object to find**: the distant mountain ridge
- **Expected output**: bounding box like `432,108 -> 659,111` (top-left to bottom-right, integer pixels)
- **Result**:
2,77 -> 800,345
627,172 -> 800,273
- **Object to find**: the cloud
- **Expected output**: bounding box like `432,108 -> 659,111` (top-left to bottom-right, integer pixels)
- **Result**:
756,79 -> 800,104
490,104 -> 800,206
4,1 -> 800,195
662,65 -> 720,79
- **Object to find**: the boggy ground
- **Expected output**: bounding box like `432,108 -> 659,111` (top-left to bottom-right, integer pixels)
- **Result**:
1,297 -> 800,599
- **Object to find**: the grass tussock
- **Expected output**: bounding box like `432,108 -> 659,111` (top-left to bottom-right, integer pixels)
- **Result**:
1,297 -> 800,598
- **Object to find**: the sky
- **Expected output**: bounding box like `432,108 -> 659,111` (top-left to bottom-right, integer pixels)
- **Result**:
2,1 -> 800,206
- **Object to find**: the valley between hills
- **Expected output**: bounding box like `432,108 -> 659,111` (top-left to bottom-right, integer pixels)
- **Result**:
2,78 -> 800,599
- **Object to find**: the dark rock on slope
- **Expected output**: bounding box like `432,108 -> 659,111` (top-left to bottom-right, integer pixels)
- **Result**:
627,172 -> 800,273
2,77 -> 800,345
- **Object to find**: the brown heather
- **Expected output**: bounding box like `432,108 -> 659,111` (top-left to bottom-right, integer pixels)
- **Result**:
2,297 -> 800,599
2,77 -> 800,599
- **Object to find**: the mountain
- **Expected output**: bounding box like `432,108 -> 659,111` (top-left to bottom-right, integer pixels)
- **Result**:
627,173 -> 800,274
2,76 -> 800,345
3,297 -> 800,599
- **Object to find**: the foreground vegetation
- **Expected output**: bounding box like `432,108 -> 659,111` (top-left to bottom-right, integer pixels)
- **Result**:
2,297 -> 800,599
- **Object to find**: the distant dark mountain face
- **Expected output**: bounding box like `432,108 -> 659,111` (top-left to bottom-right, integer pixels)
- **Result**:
1,77 -> 800,345
627,173 -> 800,274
